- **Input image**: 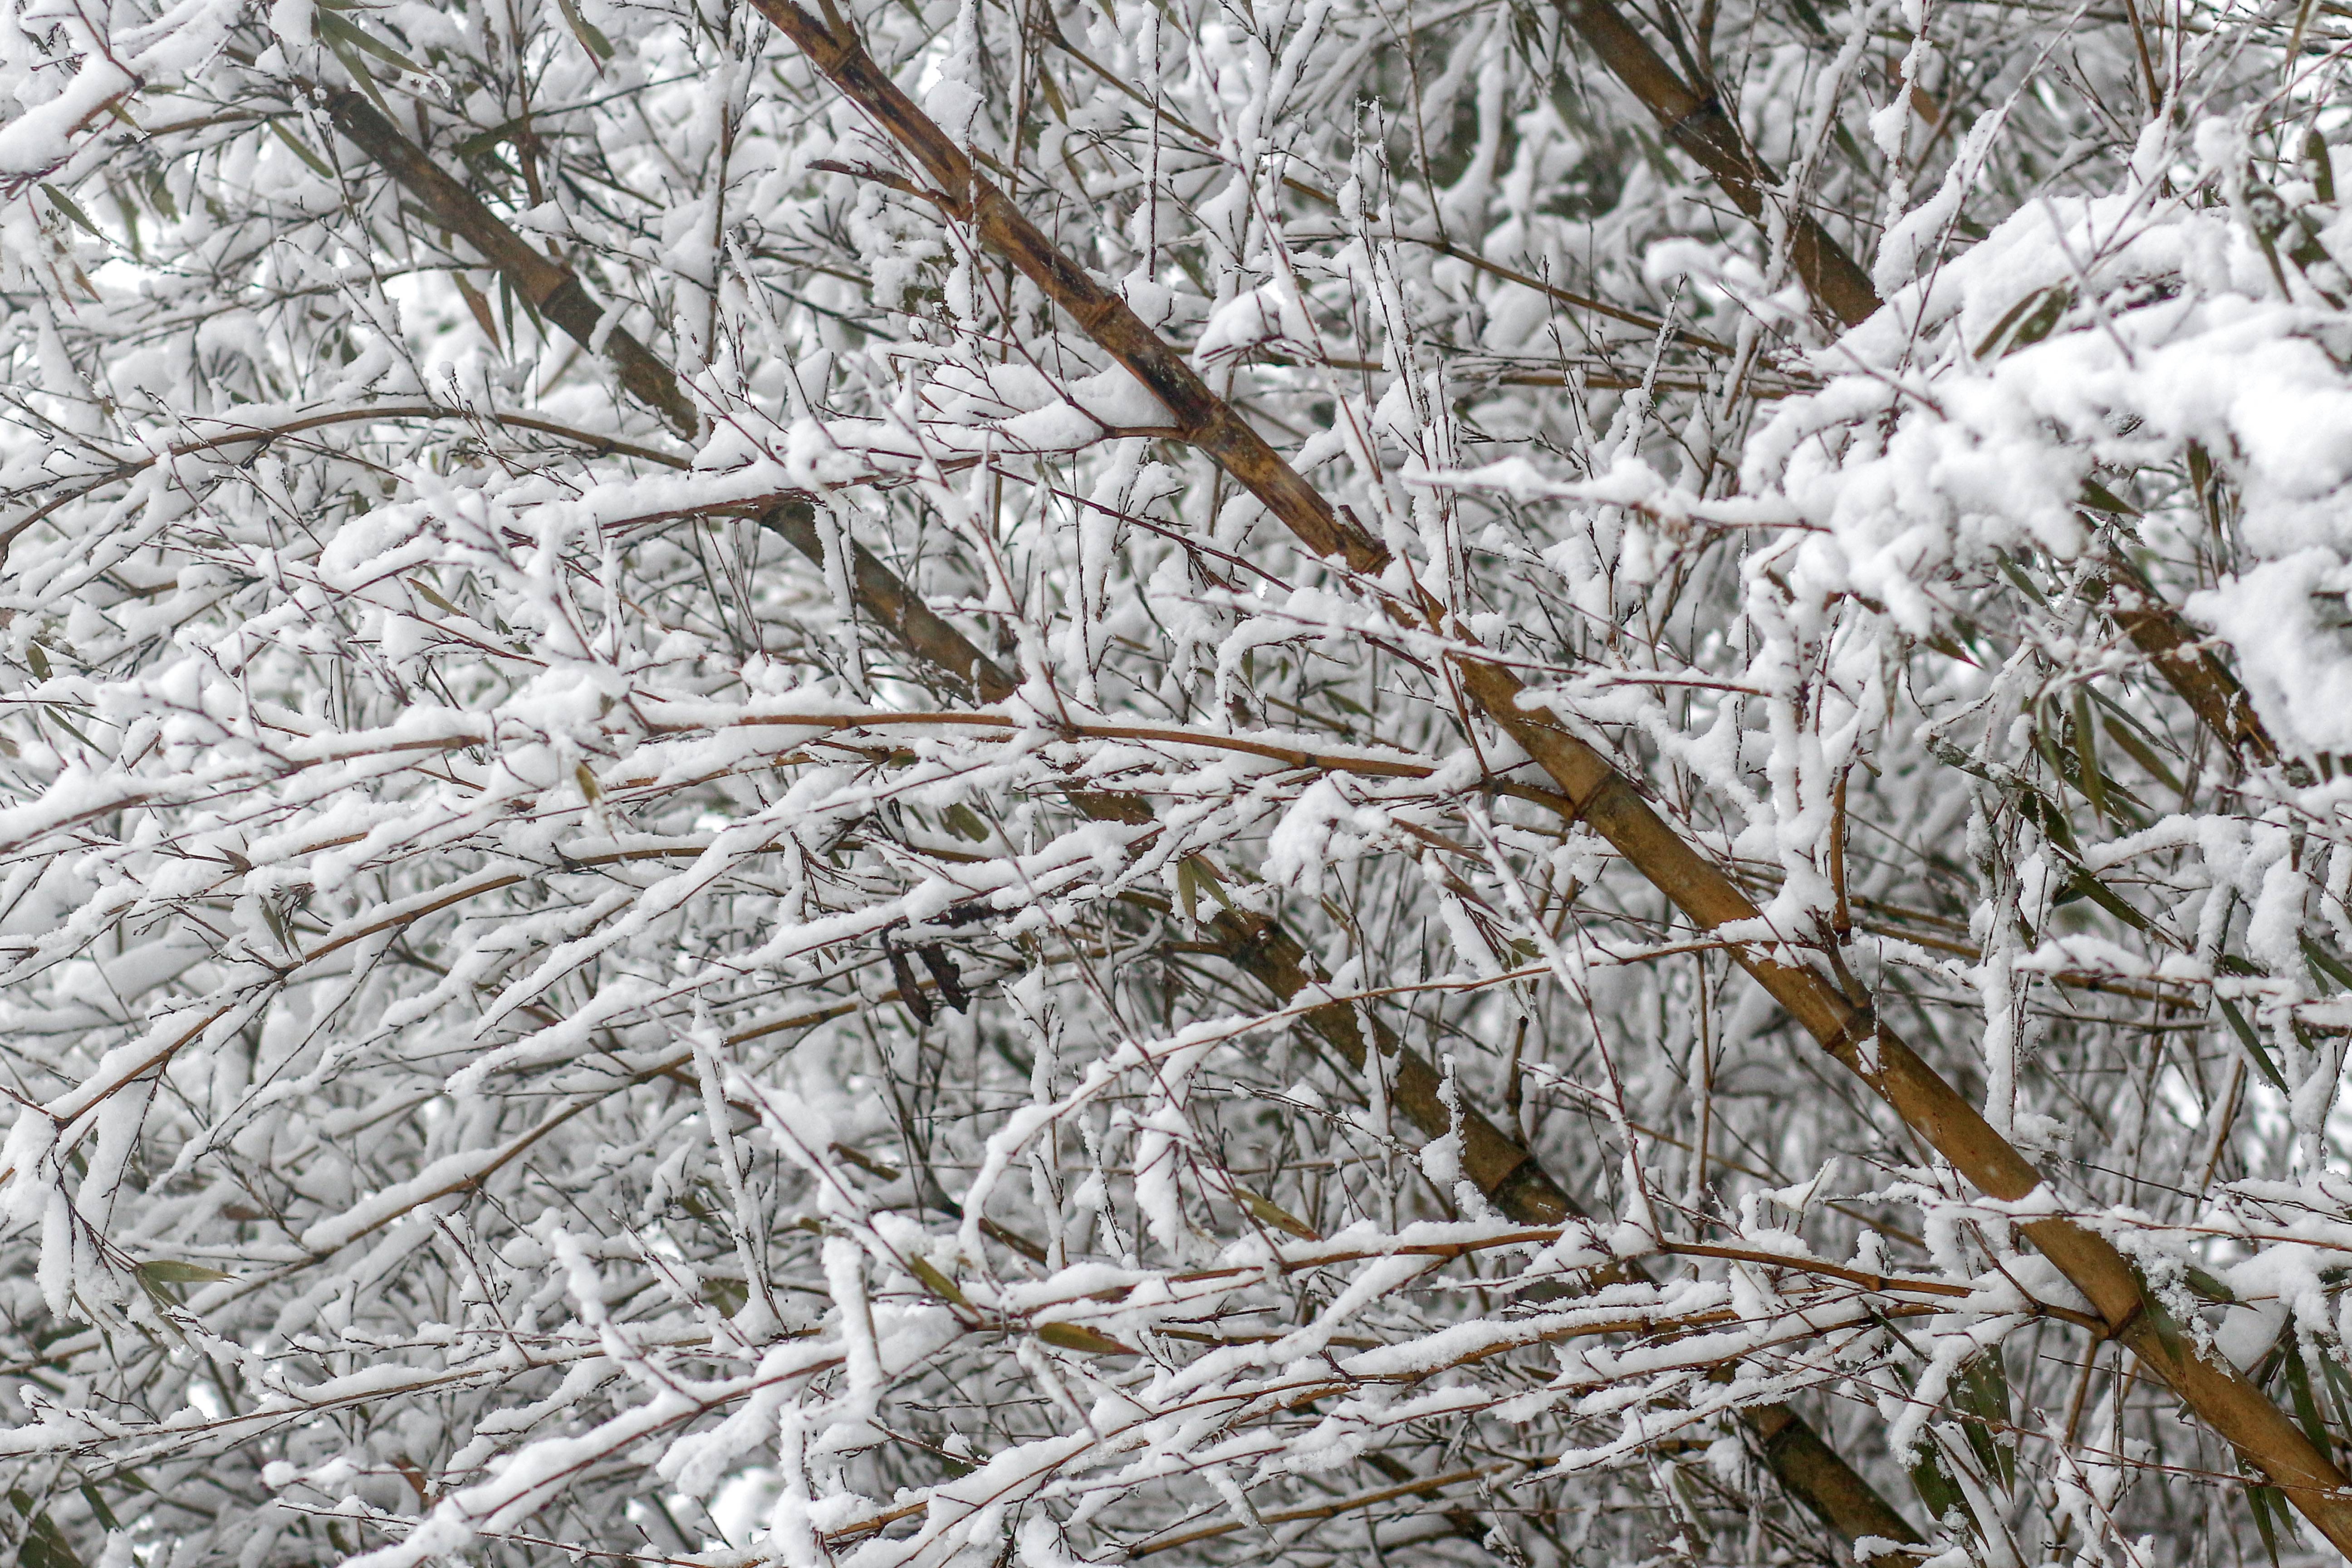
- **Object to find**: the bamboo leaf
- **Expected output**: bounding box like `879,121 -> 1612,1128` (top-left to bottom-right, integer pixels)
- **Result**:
1951,1354 -> 2016,1490
409,577 -> 462,614
554,0 -> 616,62
1908,1449 -> 1966,1532
1975,286 -> 2070,359
2184,1265 -> 2238,1303
2303,933 -> 2352,994
2280,1341 -> 2334,1455
1176,856 -> 1232,919
2100,710 -> 2184,797
78,1485 -> 119,1533
40,183 -> 101,238
1236,1189 -> 1318,1240
2071,689 -> 2110,825
454,272 -> 503,350
2248,1477 -> 2288,1568
2313,1345 -> 2352,1436
453,118 -> 530,164
1035,1321 -> 1137,1356
9,1493 -> 82,1568
315,10 -> 427,76
2077,475 -> 2141,516
1997,555 -> 2049,607
319,29 -> 397,115
907,1256 -> 969,1309
268,119 -> 339,179
2215,995 -> 2291,1093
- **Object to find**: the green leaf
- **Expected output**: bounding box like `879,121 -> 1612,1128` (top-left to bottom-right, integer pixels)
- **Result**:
2069,865 -> 2151,932
2100,710 -> 2184,797
315,9 -> 427,75
409,576 -> 463,615
1908,1448 -> 1965,1530
500,268 -> 544,338
452,118 -> 529,165
2312,1343 -> 2352,1436
2010,759 -> 2149,930
2215,995 -> 2291,1094
140,168 -> 179,225
1236,1188 -> 1318,1240
2247,1477 -> 2287,1568
2302,934 -> 2352,995
944,804 -> 991,842
138,1259 -> 235,1284
2070,690 -> 2111,825
553,0 -> 616,62
2183,1265 -> 2238,1303
907,1256 -> 969,1309
319,29 -> 397,115
454,272 -> 503,350
42,707 -> 97,751
1035,1321 -> 1137,1356
1950,1354 -> 2016,1490
267,119 -> 337,180
1975,286 -> 2071,359
2077,475 -> 2141,516
39,184 -> 101,238
2278,1341 -> 2334,1454
2142,1279 -> 2191,1367
9,1493 -> 81,1568
1176,855 -> 1232,921
1920,629 -> 1980,666
1997,555 -> 2049,608
78,1485 -> 118,1534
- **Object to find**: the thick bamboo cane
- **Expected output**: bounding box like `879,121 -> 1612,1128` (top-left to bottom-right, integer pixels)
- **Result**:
319,89 -> 702,441
1552,0 -> 1881,327
314,78 -> 1926,1556
743,1 -> 2352,1546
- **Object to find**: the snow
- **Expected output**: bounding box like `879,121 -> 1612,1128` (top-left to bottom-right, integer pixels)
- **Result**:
5,0 -> 2352,1562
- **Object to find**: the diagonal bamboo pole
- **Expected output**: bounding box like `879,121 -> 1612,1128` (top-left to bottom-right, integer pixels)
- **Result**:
318,87 -> 703,441
1552,0 -> 1881,327
744,2 -> 2352,1547
313,78 -> 1926,1557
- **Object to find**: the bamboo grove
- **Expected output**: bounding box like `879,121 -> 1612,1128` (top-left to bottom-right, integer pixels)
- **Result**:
1,0 -> 2352,1560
